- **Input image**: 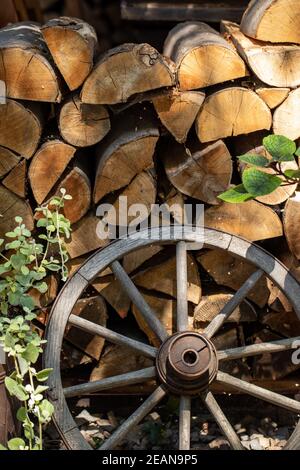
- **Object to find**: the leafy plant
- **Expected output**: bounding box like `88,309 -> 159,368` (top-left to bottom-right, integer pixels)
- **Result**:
219,135 -> 300,203
0,189 -> 72,451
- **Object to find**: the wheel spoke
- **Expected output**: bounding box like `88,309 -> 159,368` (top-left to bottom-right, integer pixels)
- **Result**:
218,336 -> 300,362
64,367 -> 156,398
216,371 -> 300,413
69,314 -> 157,359
177,242 -> 189,332
111,260 -> 169,343
100,386 -> 167,450
201,391 -> 244,450
179,396 -> 191,450
204,269 -> 264,339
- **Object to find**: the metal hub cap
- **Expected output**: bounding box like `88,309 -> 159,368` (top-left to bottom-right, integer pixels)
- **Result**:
156,331 -> 218,395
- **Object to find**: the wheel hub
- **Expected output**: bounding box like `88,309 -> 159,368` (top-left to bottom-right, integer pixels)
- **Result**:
156,331 -> 218,395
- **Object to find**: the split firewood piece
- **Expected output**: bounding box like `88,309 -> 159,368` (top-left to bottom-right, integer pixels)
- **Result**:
283,192 -> 300,260
256,88 -> 290,109
0,147 -> 20,178
240,0 -> 300,44
163,21 -> 247,90
42,17 -> 97,91
132,294 -> 177,347
252,330 -> 300,381
195,87 -> 272,143
81,43 -> 175,105
262,310 -> 300,338
267,279 -> 293,313
59,95 -> 111,147
103,170 -> 157,228
204,200 -> 282,241
54,163 -> 91,224
222,21 -> 300,88
65,213 -> 108,259
193,292 -> 257,330
152,90 -> 205,143
237,144 -> 297,206
99,281 -> 131,319
0,99 -> 44,158
273,88 -> 300,140
0,22 -> 62,102
93,106 -> 159,204
90,344 -> 153,384
197,249 -> 270,308
0,186 -> 34,238
29,275 -> 58,309
66,296 -> 108,365
133,254 -> 201,305
123,245 -> 163,274
29,139 -> 76,204
162,139 -> 232,205
2,159 -> 26,198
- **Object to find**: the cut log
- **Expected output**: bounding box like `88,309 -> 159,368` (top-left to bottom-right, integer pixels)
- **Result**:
162,139 -> 232,205
54,164 -> 91,224
241,0 -> 300,44
103,170 -> 157,228
29,139 -> 76,204
0,185 -> 34,238
195,87 -> 272,143
197,249 -> 270,308
90,344 -> 153,383
273,88 -> 300,140
65,212 -> 108,259
163,21 -> 247,90
133,254 -> 201,305
256,88 -> 290,110
2,159 -> 26,198
204,200 -> 283,241
222,21 -> 300,88
267,279 -> 293,313
66,296 -> 108,364
0,147 -> 20,178
99,281 -> 131,319
238,145 -> 297,206
283,192 -> 300,260
193,292 -> 257,330
93,106 -> 159,204
132,294 -> 177,347
123,245 -> 162,274
42,17 -> 97,91
0,99 -> 44,158
81,43 -> 175,105
262,310 -> 300,338
0,22 -> 62,102
58,95 -> 111,147
152,90 -> 205,143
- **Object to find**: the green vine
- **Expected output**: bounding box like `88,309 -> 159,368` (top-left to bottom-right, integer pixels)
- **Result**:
219,135 -> 300,203
0,189 -> 72,451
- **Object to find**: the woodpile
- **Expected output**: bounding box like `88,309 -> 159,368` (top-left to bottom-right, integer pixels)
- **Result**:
1,0 -> 300,393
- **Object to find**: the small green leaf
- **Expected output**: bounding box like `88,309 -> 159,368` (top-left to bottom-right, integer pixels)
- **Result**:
35,385 -> 49,394
284,169 -> 300,179
263,135 -> 296,161
36,368 -> 52,382
242,168 -> 282,197
15,217 -> 23,224
34,282 -> 48,294
295,147 -> 300,157
22,343 -> 39,364
16,407 -> 27,423
7,438 -> 26,451
5,377 -> 28,401
238,154 -> 269,167
21,266 -> 30,276
39,399 -> 54,423
218,184 -> 254,203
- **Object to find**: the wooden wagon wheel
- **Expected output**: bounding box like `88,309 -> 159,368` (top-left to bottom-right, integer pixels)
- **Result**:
44,226 -> 300,450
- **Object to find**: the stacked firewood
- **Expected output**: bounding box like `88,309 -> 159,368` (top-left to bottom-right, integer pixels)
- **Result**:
1,0 -> 300,391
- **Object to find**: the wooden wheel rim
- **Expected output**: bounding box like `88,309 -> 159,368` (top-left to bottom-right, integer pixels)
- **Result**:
44,226 -> 300,450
